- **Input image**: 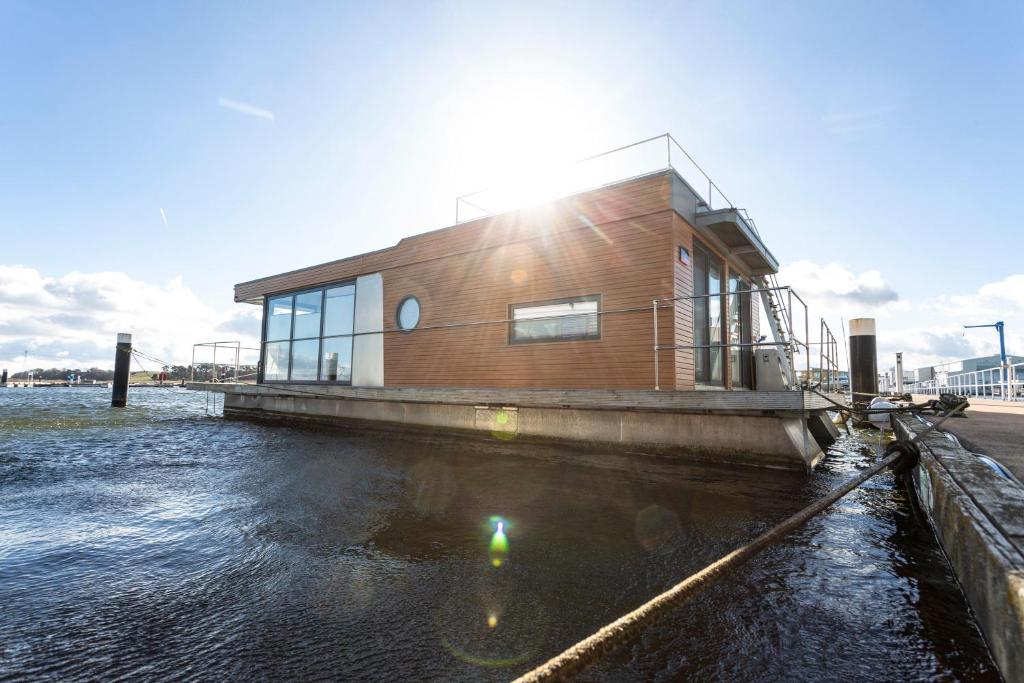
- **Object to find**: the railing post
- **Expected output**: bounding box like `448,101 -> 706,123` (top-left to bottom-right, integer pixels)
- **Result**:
804,302 -> 810,387
819,320 -> 824,389
653,299 -> 660,391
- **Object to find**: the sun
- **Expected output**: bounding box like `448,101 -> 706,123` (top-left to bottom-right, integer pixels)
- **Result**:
445,66 -> 621,217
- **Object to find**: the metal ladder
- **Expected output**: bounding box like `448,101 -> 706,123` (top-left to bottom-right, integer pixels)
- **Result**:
754,274 -> 797,389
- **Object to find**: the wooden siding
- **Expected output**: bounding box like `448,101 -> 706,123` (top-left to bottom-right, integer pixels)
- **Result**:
672,214 -> 696,390
235,172 -> 673,302
382,211 -> 674,388
235,169 -> 764,390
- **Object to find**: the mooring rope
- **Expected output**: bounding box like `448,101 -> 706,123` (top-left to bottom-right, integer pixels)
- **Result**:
512,401 -> 968,683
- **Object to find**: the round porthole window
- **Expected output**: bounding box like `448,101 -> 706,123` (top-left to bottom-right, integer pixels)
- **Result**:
397,296 -> 421,330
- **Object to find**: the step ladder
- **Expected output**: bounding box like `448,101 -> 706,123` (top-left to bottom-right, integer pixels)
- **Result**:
754,274 -> 797,389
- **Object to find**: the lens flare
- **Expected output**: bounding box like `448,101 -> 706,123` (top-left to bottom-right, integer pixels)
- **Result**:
488,517 -> 509,567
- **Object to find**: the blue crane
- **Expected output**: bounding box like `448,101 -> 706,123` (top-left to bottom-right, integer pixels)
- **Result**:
963,321 -> 1007,388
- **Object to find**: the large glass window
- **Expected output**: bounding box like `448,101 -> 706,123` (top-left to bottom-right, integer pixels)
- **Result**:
693,242 -> 725,385
290,338 -> 320,380
510,295 -> 600,344
292,290 -> 323,339
261,282 -> 356,383
320,336 -> 353,382
323,285 -> 355,336
729,275 -> 752,388
263,341 -> 290,381
266,295 -> 293,341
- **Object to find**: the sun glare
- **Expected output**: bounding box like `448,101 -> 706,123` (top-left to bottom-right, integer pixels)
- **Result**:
448,67 -> 622,216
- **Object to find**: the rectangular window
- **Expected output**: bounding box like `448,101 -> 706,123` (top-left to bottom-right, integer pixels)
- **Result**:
292,290 -> 323,340
266,295 -> 293,341
261,281 -> 356,384
263,341 -> 290,381
728,276 -> 752,388
693,241 -> 725,386
320,336 -> 353,382
289,338 -> 320,381
323,285 -> 355,336
510,295 -> 600,344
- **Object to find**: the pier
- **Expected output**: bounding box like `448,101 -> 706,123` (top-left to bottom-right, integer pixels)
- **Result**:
894,406 -> 1024,681
912,395 -> 1024,482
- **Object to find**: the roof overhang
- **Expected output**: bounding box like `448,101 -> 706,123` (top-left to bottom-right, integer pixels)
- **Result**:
695,208 -> 779,276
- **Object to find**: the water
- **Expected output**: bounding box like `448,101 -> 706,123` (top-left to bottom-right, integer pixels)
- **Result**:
0,388 -> 998,681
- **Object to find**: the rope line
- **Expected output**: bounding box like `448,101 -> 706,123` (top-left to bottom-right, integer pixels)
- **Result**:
512,402 -> 968,683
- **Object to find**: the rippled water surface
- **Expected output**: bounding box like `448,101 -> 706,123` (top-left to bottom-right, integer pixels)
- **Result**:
0,388 -> 998,681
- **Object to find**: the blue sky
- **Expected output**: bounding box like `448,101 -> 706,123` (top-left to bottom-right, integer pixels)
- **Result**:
2,1 -> 1022,371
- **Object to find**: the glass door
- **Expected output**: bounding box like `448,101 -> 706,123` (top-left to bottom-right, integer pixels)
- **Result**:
693,241 -> 725,386
729,276 -> 753,388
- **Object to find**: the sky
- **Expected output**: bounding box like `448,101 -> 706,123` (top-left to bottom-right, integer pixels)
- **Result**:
1,0 -> 1022,375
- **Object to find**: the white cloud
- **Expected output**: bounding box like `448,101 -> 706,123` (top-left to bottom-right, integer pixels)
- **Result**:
776,261 -> 1023,372
217,96 -> 275,121
778,260 -> 899,315
0,265 -> 261,372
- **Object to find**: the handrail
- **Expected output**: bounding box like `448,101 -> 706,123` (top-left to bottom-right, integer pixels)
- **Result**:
652,284 -> 814,391
455,133 -> 748,224
190,340 -> 260,384
912,360 -> 1023,401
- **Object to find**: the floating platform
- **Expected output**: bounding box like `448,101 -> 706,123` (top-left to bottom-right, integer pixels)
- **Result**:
187,383 -> 836,471
894,409 -> 1024,682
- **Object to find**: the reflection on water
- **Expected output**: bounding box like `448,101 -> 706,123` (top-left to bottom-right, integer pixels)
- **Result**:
0,389 -> 998,681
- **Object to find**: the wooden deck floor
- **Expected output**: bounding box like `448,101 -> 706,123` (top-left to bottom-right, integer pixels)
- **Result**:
186,382 -> 834,413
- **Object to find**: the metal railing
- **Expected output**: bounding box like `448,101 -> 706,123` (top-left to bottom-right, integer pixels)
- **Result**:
190,341 -> 260,383
914,361 -> 1023,401
817,320 -> 842,393
455,133 -> 744,224
651,284 -> 812,391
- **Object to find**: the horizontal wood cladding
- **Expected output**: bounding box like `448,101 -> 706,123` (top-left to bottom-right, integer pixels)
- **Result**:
382,211 -> 675,389
673,214 -> 696,390
234,172 -> 672,302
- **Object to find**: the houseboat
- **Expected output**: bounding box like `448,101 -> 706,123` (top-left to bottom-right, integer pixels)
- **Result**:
193,136 -> 837,469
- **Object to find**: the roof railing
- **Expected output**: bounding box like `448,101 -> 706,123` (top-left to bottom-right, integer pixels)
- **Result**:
454,133 -> 748,227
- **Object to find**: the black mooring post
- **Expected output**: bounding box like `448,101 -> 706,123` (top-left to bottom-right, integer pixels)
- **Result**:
112,332 -> 132,407
849,318 -> 877,404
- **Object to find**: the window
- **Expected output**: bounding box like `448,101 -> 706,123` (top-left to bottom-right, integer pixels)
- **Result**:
728,275 -> 752,388
510,295 -> 600,344
266,295 -> 293,341
323,285 -> 355,336
320,336 -> 353,382
693,241 -> 725,385
396,296 -> 420,330
292,290 -> 323,339
289,338 -> 320,380
263,341 -> 290,381
261,282 -> 356,383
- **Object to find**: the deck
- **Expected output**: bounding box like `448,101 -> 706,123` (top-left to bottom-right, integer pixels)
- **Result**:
186,383 -> 835,415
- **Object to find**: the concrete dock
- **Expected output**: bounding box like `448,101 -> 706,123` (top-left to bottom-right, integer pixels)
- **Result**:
895,404 -> 1024,682
187,382 -> 837,470
912,395 -> 1024,482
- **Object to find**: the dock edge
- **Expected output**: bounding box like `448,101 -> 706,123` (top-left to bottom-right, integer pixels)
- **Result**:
894,413 -> 1024,682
